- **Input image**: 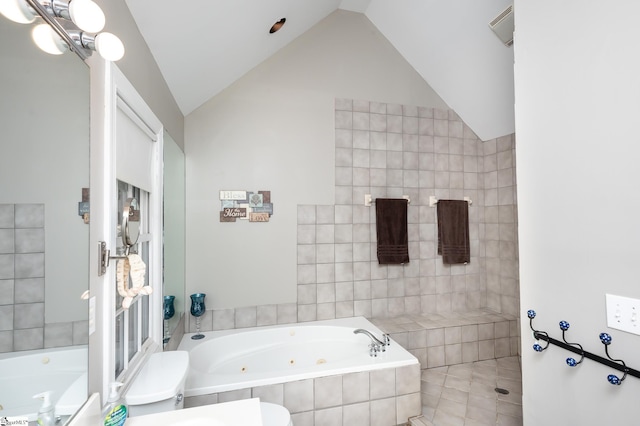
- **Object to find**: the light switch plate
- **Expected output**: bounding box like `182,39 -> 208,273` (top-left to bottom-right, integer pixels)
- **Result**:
605,294 -> 640,335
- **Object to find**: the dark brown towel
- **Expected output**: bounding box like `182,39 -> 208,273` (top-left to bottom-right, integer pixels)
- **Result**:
376,198 -> 410,264
437,200 -> 470,264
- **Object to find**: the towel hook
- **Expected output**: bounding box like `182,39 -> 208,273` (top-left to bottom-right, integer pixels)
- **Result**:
559,321 -> 584,367
599,333 -> 629,385
527,310 -> 549,352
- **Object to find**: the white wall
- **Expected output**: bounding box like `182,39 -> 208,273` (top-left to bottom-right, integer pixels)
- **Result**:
96,0 -> 184,149
365,0 -> 515,141
515,1 -> 640,424
185,10 -> 448,309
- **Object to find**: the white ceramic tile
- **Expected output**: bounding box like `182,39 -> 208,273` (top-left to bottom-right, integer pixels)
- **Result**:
403,116 -> 419,134
316,302 -> 336,320
276,303 -> 297,324
297,304 -> 317,322
14,204 -> 44,228
235,306 -> 257,328
0,255 -> 14,280
343,401 -> 370,426
370,131 -> 387,150
335,128 -> 352,148
315,406 -> 343,426
15,253 -> 44,278
257,305 -> 277,326
252,383 -> 284,406
14,327 -> 43,351
14,302 -> 44,329
353,112 -> 370,131
315,375 -> 343,409
335,110 -> 353,129
370,397 -> 396,426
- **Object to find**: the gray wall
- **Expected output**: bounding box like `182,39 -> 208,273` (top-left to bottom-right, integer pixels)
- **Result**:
515,1 -> 640,424
185,10 -> 449,310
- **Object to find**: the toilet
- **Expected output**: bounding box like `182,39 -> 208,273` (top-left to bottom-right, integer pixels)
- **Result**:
125,350 -> 189,417
260,402 -> 293,426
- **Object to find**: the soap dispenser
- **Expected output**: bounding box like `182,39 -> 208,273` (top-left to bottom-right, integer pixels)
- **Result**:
103,382 -> 128,426
32,391 -> 55,426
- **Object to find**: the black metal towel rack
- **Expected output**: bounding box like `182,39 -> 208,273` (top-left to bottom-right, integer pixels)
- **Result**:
527,309 -> 640,385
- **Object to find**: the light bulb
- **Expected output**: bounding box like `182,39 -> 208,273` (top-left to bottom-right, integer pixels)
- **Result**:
68,0 -> 105,33
0,0 -> 35,24
32,24 -> 67,55
94,32 -> 124,61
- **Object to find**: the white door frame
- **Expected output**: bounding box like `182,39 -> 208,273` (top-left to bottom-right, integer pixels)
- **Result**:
88,58 -> 163,404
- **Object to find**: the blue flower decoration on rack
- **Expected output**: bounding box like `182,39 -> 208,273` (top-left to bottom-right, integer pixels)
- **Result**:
533,343 -> 544,352
599,333 -> 612,345
566,357 -> 578,367
559,320 -> 570,331
608,374 -> 621,385
527,310 -> 536,319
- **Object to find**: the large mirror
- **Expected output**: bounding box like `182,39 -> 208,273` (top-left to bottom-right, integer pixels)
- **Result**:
162,130 -> 185,345
0,17 -> 89,423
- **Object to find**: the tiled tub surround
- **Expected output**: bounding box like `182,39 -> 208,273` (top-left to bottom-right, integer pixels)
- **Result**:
185,365 -> 420,426
0,204 -> 88,353
180,317 -> 421,426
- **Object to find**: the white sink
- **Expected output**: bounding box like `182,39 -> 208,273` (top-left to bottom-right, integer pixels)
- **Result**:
124,398 -> 263,426
175,419 -> 227,426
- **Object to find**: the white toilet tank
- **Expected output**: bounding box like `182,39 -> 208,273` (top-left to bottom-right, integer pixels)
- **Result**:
125,351 -> 189,417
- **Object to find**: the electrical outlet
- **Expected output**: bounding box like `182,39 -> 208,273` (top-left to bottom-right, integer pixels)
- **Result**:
605,294 -> 640,335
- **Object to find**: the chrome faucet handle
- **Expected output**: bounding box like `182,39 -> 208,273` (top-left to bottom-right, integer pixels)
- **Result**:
383,333 -> 390,347
369,343 -> 380,357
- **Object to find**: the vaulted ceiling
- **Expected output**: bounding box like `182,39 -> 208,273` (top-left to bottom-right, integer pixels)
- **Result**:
125,0 -> 514,141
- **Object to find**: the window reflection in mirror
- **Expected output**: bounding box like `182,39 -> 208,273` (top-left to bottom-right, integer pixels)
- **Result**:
0,17 -> 89,423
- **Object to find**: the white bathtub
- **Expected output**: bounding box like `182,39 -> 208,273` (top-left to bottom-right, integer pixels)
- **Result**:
0,346 -> 87,421
177,316 -> 418,397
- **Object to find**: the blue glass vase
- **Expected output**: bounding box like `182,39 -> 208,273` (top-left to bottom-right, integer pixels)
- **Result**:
190,293 -> 206,340
163,295 -> 175,320
162,295 -> 175,344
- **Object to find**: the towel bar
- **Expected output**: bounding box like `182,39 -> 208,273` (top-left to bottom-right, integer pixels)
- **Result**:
364,194 -> 410,207
429,195 -> 472,207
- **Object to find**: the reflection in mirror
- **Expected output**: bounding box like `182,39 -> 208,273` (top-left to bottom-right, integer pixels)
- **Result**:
121,197 -> 140,249
0,16 -> 89,424
162,131 -> 185,347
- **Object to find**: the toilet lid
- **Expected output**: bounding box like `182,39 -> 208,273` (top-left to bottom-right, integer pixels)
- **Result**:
260,402 -> 291,426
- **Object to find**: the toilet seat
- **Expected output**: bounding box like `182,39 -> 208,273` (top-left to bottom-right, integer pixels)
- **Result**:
260,402 -> 293,426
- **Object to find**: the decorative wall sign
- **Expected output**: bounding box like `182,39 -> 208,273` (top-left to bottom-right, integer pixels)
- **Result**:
219,190 -> 273,223
249,212 -> 270,222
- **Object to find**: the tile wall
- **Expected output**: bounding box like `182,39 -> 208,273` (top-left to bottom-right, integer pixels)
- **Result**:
481,136 -> 519,317
184,363 -> 422,426
0,204 -> 88,353
296,99 -> 519,321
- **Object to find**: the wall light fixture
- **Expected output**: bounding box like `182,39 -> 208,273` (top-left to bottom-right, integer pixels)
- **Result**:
0,0 -> 124,61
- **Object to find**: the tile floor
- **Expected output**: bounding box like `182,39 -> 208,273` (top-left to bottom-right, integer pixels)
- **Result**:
410,356 -> 522,426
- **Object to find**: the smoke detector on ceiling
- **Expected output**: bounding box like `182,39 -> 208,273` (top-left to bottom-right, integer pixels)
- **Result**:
489,4 -> 514,47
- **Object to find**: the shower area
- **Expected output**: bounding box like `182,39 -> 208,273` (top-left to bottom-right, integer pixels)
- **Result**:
295,98 -> 519,361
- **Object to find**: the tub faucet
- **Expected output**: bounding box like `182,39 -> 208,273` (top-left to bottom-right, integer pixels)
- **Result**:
354,329 -> 390,357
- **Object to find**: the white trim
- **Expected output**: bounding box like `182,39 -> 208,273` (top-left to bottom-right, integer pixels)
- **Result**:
89,59 -> 164,405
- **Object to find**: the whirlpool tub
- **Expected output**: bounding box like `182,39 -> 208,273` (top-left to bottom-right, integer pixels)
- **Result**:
0,346 -> 87,422
177,316 -> 421,424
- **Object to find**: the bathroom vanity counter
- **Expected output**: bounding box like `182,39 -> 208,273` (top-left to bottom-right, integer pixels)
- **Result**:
124,397 -> 263,426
